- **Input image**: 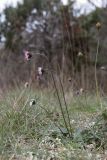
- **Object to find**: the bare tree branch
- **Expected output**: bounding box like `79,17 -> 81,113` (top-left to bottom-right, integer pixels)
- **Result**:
87,0 -> 99,8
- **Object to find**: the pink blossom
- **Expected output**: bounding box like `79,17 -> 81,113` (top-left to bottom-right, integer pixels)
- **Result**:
24,50 -> 32,61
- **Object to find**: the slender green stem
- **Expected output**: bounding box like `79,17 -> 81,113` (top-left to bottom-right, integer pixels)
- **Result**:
50,70 -> 71,138
13,88 -> 26,109
95,31 -> 100,100
58,65 -> 72,135
95,30 -> 102,108
34,53 -> 71,138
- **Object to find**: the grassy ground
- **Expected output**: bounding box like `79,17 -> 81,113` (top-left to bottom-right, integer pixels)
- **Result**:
0,86 -> 107,160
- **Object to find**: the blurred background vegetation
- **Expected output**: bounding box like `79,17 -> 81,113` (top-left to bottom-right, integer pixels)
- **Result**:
0,0 -> 107,92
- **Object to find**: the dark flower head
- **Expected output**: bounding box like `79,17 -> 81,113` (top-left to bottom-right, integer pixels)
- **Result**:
68,78 -> 72,82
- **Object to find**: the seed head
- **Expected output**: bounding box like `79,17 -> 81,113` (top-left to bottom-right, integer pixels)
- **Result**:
78,52 -> 83,57
80,88 -> 84,94
24,82 -> 29,88
30,99 -> 36,106
38,67 -> 44,76
96,22 -> 101,30
100,66 -> 106,70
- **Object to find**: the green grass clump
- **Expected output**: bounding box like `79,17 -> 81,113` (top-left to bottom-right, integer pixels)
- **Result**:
0,88 -> 107,159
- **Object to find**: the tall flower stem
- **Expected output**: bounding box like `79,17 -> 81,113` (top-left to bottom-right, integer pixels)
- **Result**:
58,64 -> 72,134
95,30 -> 100,100
95,26 -> 102,108
50,68 -> 71,138
34,53 -> 71,138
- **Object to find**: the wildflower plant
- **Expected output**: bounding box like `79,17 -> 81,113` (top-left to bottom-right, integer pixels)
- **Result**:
23,51 -> 72,138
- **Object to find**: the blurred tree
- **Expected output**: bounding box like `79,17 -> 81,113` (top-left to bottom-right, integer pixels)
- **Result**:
0,0 -> 42,51
0,0 -> 89,74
